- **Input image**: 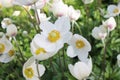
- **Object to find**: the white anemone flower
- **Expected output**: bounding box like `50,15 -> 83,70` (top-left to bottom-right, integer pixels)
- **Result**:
68,58 -> 92,80
68,6 -> 81,21
6,24 -> 17,37
23,57 -> 45,80
1,18 -> 12,29
40,16 -> 72,53
117,54 -> 120,67
67,34 -> 91,62
31,34 -> 58,60
102,17 -> 116,31
82,0 -> 94,4
50,0 -> 68,17
104,3 -> 120,18
0,0 -> 13,8
13,0 -> 39,6
0,49 -> 15,63
92,25 -> 107,40
0,36 -> 12,54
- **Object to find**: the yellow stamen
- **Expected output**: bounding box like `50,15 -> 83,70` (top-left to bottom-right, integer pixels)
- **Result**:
113,8 -> 119,13
8,50 -> 15,57
0,43 -> 5,53
24,67 -> 34,78
35,48 -> 46,55
48,30 -> 60,43
76,40 -> 85,49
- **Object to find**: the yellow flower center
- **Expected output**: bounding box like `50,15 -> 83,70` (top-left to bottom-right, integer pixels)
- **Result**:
76,40 -> 85,49
0,3 -> 2,8
24,67 -> 34,78
8,50 -> 15,57
35,48 -> 46,55
0,43 -> 5,53
113,8 -> 119,13
48,30 -> 60,43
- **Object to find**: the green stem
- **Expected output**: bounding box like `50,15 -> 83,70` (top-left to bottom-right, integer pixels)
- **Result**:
62,47 -> 66,71
36,59 -> 41,80
13,37 -> 25,62
33,4 -> 41,33
74,22 -> 82,35
22,6 -> 38,33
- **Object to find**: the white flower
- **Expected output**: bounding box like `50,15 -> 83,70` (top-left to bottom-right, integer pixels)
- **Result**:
13,0 -> 39,6
37,9 -> 50,22
92,25 -> 107,40
82,0 -> 94,4
102,17 -> 116,31
31,34 -> 58,60
50,0 -> 68,17
0,49 -> 15,63
104,3 -> 120,18
1,18 -> 12,29
67,34 -> 91,62
68,6 -> 81,21
0,36 -> 12,54
40,16 -> 72,53
0,0 -> 13,8
6,24 -> 17,37
117,54 -> 120,67
68,58 -> 92,80
23,57 -> 45,80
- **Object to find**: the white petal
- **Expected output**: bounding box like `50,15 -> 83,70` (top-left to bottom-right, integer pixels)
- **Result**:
40,21 -> 55,35
62,31 -> 72,43
67,46 -> 77,58
77,52 -> 89,62
38,64 -> 46,76
6,24 -> 17,37
73,61 -> 90,80
68,64 -> 76,78
0,54 -> 13,63
55,16 -> 70,33
33,34 -> 56,52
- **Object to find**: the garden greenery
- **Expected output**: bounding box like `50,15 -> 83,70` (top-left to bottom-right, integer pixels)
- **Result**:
0,0 -> 120,80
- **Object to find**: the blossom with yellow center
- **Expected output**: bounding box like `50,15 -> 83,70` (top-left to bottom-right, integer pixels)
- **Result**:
67,34 -> 91,62
0,36 -> 12,54
24,67 -> 34,78
48,30 -> 60,43
23,57 -> 45,80
0,43 -> 5,53
40,16 -> 72,53
104,4 -> 120,18
31,34 -> 61,61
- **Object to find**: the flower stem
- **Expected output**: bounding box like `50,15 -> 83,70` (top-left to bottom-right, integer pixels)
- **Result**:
36,59 -> 41,80
22,6 -> 38,33
13,37 -> 25,62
